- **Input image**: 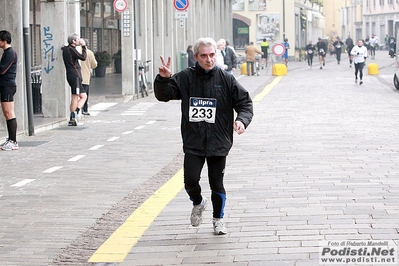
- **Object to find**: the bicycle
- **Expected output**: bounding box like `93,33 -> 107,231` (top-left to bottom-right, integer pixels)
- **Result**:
137,59 -> 152,97
254,55 -> 261,76
236,53 -> 246,69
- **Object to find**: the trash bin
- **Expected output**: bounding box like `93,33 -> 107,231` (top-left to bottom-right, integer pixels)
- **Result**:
180,51 -> 188,71
31,66 -> 42,114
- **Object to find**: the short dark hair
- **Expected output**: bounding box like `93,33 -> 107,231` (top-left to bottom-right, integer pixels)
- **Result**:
0,30 -> 12,44
263,38 -> 266,42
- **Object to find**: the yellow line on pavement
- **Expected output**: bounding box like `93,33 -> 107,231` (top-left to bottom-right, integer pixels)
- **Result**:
88,75 -> 282,263
88,169 -> 184,263
252,75 -> 283,106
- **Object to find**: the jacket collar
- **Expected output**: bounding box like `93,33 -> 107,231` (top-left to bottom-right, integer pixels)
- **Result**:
195,62 -> 217,76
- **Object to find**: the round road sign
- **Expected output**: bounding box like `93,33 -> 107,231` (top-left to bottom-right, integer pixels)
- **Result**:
272,43 -> 286,56
174,0 -> 189,11
114,0 -> 128,12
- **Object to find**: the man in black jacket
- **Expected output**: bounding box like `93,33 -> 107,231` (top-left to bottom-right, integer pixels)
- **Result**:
62,33 -> 87,126
0,30 -> 18,151
154,37 -> 253,235
219,39 -> 237,74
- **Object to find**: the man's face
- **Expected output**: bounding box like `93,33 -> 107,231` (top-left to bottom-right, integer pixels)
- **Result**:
217,42 -> 225,51
194,45 -> 216,71
73,37 -> 81,46
358,40 -> 363,46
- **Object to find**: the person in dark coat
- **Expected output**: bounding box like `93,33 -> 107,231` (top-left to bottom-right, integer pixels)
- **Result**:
154,37 -> 253,235
0,30 -> 18,151
187,45 -> 196,67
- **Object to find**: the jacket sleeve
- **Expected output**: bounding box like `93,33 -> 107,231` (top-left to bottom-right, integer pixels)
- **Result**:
90,52 -> 98,69
0,49 -> 16,75
350,46 -> 357,56
232,51 -> 237,68
232,78 -> 253,129
70,46 -> 87,61
154,74 -> 182,102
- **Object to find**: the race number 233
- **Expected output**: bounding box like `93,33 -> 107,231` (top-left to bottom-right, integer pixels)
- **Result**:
189,97 -> 217,124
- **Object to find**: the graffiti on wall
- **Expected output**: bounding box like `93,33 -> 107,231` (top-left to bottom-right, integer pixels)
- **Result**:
43,26 -> 55,74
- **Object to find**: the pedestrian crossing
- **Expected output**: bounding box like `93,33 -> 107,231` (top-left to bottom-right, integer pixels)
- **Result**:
89,102 -> 118,116
120,102 -> 157,116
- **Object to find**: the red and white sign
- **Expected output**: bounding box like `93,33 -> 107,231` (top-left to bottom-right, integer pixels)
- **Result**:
174,0 -> 189,11
272,43 -> 286,56
114,0 -> 128,12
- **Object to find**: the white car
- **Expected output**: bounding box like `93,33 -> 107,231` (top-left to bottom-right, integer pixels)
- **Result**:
395,51 -> 399,90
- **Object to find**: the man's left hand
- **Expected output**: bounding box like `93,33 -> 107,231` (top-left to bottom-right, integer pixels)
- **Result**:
234,121 -> 246,135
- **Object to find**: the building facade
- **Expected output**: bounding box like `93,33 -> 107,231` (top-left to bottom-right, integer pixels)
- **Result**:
232,0 -> 324,60
324,0 -> 399,46
363,0 -> 399,42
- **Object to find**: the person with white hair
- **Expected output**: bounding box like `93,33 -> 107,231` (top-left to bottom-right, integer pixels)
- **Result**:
154,37 -> 253,235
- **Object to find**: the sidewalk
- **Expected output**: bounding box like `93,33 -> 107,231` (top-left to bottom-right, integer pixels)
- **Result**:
1,50 -> 398,266
0,73 -> 124,140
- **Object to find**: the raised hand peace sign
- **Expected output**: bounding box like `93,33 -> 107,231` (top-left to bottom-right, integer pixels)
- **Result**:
158,56 -> 171,78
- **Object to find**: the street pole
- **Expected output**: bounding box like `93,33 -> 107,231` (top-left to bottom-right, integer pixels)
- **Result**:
282,0 -> 286,40
23,0 -> 35,136
133,0 -> 139,99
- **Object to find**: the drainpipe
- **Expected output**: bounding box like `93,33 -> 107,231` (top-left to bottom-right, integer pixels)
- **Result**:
23,0 -> 35,136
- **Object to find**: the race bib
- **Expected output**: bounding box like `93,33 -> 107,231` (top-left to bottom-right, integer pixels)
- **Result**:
308,49 -> 313,54
189,97 -> 217,123
319,48 -> 324,53
336,45 -> 341,48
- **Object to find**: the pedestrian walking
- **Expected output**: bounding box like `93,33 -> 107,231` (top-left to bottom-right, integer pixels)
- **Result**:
225,39 -> 236,55
333,37 -> 344,64
281,38 -> 290,66
260,38 -> 269,69
0,30 -> 18,151
216,39 -> 227,70
345,35 -> 353,48
316,37 -> 327,69
350,39 -> 368,85
389,37 -> 396,58
80,39 -> 97,116
62,33 -> 87,126
346,38 -> 355,68
154,37 -> 253,235
219,38 -> 237,74
245,41 -> 262,76
187,45 -> 196,67
364,35 -> 371,56
369,34 -> 379,59
305,40 -> 315,69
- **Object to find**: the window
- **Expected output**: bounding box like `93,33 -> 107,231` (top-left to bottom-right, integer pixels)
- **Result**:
380,0 -> 384,5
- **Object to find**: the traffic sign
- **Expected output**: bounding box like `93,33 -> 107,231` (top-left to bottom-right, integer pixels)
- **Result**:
114,0 -> 128,12
174,0 -> 189,11
272,43 -> 286,56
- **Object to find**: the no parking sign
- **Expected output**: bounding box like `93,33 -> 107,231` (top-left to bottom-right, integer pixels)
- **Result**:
272,43 -> 286,56
174,0 -> 189,11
